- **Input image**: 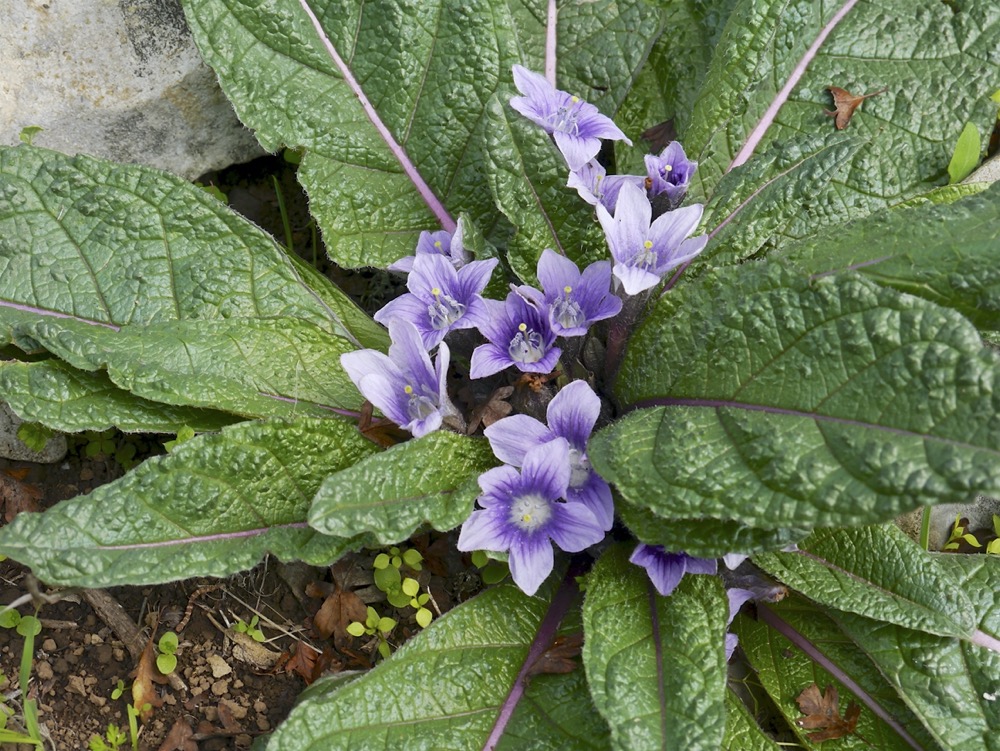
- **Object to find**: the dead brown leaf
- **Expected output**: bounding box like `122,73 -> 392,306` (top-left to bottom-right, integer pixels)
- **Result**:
0,471 -> 41,522
795,683 -> 861,742
131,634 -> 167,721
156,717 -> 197,751
527,633 -> 583,677
640,119 -> 678,153
824,86 -> 888,130
357,401 -> 411,447
314,588 -> 367,649
283,641 -> 322,684
466,386 -> 514,434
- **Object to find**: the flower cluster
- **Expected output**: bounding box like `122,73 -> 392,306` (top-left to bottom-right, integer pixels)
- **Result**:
339,65 -> 726,604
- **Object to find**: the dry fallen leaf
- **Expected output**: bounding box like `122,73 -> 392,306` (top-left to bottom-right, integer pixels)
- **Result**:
825,86 -> 888,130
314,588 -> 368,648
0,471 -> 41,522
357,401 -> 411,447
156,717 -> 197,751
527,633 -> 584,678
795,683 -> 861,742
283,641 -> 322,684
131,634 -> 167,721
466,386 -> 514,434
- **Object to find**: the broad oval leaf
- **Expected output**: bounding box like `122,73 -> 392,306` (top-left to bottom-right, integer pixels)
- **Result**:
0,417 -> 378,587
593,263 -> 1000,539
723,692 -> 781,751
753,525 -> 977,639
582,544 -> 728,751
309,431 -> 497,539
267,583 -> 611,750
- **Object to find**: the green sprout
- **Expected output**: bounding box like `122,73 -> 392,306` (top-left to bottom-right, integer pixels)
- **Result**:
347,607 -> 396,660
88,723 -> 128,751
234,615 -> 266,642
156,631 -> 179,675
373,547 -> 425,609
988,515 -> 1000,555
471,549 -> 509,585
943,515 -> 982,551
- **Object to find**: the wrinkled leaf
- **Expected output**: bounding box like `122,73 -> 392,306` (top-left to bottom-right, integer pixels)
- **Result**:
948,122 -> 982,184
0,418 -> 378,586
583,545 -> 727,751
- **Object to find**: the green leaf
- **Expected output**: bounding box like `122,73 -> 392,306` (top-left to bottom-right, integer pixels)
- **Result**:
15,316 -> 363,419
0,360 -> 235,434
594,263 -> 1000,539
582,545 -> 728,751
722,691 -> 780,751
158,632 -> 178,655
15,615 -> 40,638
0,146 -> 376,345
699,134 -> 864,266
753,525 -> 976,638
735,596 -> 942,751
345,621 -> 365,638
267,584 -> 610,750
309,432 -> 497,539
155,654 -> 177,675
778,183 -> 1000,331
482,95 -> 608,285
685,0 -> 1000,224
15,421 -> 53,453
0,610 -> 21,629
949,122 -> 982,184
0,417 -> 379,586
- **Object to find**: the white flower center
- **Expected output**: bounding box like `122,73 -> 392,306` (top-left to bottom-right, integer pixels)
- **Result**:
568,447 -> 590,488
551,287 -> 584,330
427,287 -> 466,330
633,239 -> 656,269
509,492 -> 553,532
404,385 -> 438,422
548,96 -> 581,136
508,322 -> 545,363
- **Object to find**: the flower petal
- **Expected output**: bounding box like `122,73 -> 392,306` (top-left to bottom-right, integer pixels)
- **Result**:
484,415 -> 550,466
547,380 -> 600,447
508,536 -> 555,596
457,507 -> 512,553
521,439 -> 571,500
553,131 -> 601,172
536,249 -> 580,298
548,500 -> 604,552
470,343 -> 514,379
566,473 -> 614,531
612,262 -> 660,296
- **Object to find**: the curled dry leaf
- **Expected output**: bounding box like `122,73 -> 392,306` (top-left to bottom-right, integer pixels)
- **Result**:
0,470 -> 41,522
795,683 -> 861,742
156,717 -> 197,751
466,386 -> 514,434
825,86 -> 888,130
132,634 -> 167,721
527,632 -> 584,677
314,587 -> 368,648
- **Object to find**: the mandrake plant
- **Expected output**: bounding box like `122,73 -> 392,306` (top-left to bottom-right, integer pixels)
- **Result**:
2,0 -> 1000,748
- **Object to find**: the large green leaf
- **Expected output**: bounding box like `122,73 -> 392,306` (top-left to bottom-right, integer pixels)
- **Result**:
0,145 -> 374,342
266,583 -> 610,750
735,596 -> 943,751
684,0 -> 1000,226
309,432 -> 497,538
0,359 -> 236,434
778,182 -> 1000,330
722,692 -> 781,751
582,545 -> 728,751
754,525 -> 977,639
482,95 -> 608,284
15,316 -> 362,419
0,418 -> 379,587
592,263 -> 1000,544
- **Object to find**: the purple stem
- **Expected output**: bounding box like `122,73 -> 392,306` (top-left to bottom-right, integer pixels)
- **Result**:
296,0 -> 456,233
0,300 -> 120,331
545,0 -> 558,87
98,522 -> 310,550
970,630 -> 1000,654
482,567 -> 579,750
757,604 -> 927,751
727,0 -> 860,172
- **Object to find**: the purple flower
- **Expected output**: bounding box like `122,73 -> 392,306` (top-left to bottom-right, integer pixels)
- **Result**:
457,439 -> 605,596
374,253 -> 497,350
509,65 -> 631,171
725,588 -> 755,661
483,380 -> 613,530
567,160 -> 643,214
516,250 -> 622,337
340,319 -> 458,438
470,291 -> 561,378
629,544 -> 718,597
597,182 -> 707,295
388,217 -> 471,273
644,141 -> 697,211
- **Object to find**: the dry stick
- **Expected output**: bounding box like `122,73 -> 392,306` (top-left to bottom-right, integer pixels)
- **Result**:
82,589 -> 188,693
545,0 -> 558,87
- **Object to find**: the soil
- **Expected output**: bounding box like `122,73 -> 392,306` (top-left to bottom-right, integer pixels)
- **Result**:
0,154 -> 482,749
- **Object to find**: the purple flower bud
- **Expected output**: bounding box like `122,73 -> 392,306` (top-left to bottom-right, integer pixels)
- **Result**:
629,544 -> 718,597
470,291 -> 561,378
509,65 -> 631,171
644,141 -> 697,212
388,217 -> 471,273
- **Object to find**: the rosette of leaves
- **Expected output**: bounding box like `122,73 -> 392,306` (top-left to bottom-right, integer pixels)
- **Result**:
0,0 -> 1000,748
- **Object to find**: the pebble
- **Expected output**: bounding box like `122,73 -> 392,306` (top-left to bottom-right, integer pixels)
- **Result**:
220,698 -> 247,719
211,679 -> 229,696
256,716 -> 270,731
36,661 -> 54,680
253,700 -> 267,713
41,639 -> 56,652
88,695 -> 106,708
206,653 -> 232,678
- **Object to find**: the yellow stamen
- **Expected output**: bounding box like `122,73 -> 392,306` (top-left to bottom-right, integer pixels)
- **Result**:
522,513 -> 532,523
433,240 -> 442,248
404,385 -> 413,394
431,287 -> 441,296
644,240 -> 653,249
664,164 -> 672,172
518,322 -> 527,332
563,285 -> 572,294
570,96 -> 579,103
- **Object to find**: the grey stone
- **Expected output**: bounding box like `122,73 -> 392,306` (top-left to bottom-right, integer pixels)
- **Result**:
965,152 -> 1000,186
1,0 -> 263,180
0,403 -> 66,463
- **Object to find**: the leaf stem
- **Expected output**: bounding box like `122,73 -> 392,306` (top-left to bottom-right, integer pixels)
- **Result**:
295,0 -> 456,232
482,566 -> 580,750
545,0 -> 558,87
727,0 -> 859,172
757,604 -> 927,751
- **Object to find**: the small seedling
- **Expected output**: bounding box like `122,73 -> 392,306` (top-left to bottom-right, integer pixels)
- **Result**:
347,606 -> 396,660
163,426 -> 196,453
943,515 -> 981,551
15,422 -> 55,454
400,578 -> 434,628
234,615 -> 266,642
111,679 -> 126,700
471,550 -> 509,585
88,723 -> 128,751
373,546 -> 425,609
156,631 -> 179,675
988,515 -> 1000,555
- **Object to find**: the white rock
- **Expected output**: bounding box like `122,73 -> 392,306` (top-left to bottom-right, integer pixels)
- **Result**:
1,0 -> 263,180
0,402 -> 66,463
